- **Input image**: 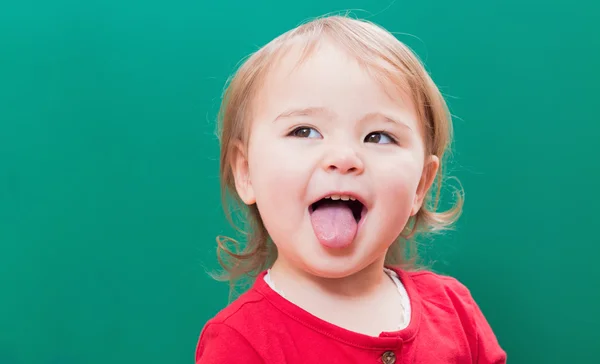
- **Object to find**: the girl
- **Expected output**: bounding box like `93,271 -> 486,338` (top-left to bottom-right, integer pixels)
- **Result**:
196,15 -> 506,363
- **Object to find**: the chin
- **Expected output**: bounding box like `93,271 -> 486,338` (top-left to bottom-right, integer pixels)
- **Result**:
299,257 -> 366,279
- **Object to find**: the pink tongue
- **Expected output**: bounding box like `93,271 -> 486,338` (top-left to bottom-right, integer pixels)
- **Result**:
310,201 -> 358,248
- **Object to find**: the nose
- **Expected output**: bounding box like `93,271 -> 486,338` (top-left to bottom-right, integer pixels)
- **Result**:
322,146 -> 364,175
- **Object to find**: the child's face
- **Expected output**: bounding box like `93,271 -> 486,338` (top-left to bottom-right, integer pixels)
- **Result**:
233,40 -> 438,278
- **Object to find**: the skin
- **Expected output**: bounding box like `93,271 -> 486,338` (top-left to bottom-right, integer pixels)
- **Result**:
231,39 -> 439,336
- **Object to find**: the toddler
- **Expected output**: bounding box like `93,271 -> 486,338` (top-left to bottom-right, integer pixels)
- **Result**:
196,15 -> 506,364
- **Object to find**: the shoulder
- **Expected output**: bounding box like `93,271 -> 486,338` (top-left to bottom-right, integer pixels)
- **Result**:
401,269 -> 507,363
405,269 -> 475,304
206,288 -> 268,326
405,269 -> 468,291
195,289 -> 269,363
403,268 -> 483,327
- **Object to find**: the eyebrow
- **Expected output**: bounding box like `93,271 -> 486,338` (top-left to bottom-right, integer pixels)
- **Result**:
274,107 -> 413,131
273,107 -> 332,121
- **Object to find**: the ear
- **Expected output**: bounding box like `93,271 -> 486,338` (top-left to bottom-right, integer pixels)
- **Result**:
410,155 -> 440,216
230,140 -> 256,205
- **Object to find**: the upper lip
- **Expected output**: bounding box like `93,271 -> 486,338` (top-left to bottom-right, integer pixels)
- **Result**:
310,190 -> 369,209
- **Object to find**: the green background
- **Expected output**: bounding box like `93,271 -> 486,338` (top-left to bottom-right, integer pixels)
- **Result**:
1,0 -> 598,363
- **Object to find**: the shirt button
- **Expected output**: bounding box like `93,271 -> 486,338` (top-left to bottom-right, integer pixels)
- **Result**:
381,351 -> 396,364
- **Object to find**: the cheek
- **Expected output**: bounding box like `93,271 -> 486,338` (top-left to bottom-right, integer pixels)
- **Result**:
246,133 -> 312,229
374,157 -> 422,224
248,139 -> 309,194
379,182 -> 413,228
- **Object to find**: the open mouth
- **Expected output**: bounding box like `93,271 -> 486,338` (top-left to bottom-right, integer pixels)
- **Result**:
309,196 -> 366,223
308,194 -> 367,248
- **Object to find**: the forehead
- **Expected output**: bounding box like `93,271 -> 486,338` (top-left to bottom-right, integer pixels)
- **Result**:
253,39 -> 419,127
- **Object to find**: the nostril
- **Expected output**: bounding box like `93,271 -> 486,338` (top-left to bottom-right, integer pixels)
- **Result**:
327,165 -> 359,173
323,151 -> 364,174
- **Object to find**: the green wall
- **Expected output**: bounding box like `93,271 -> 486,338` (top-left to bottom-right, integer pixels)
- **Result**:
1,1 -> 598,363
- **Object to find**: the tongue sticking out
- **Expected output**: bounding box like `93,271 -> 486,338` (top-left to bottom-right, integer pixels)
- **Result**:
310,201 -> 358,249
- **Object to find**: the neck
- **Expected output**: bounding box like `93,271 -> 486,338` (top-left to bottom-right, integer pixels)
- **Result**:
269,257 -> 388,300
267,257 -> 406,336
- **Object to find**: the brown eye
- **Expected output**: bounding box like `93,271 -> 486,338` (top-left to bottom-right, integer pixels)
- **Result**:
365,132 -> 395,144
293,128 -> 311,137
290,127 -> 321,138
365,133 -> 382,143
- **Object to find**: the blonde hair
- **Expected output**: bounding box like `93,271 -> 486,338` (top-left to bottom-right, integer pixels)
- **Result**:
213,15 -> 463,289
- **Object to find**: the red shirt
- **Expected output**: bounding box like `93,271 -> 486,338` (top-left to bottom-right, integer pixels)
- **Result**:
195,267 -> 506,363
